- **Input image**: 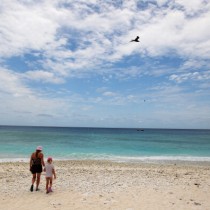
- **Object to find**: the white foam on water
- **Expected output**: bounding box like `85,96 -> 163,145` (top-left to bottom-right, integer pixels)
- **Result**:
1,155 -> 210,163
0,158 -> 29,163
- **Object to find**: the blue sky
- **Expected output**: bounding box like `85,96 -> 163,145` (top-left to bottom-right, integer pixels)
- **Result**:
0,0 -> 210,129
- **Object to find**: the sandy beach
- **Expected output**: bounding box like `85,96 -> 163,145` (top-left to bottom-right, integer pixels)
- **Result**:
0,160 -> 210,210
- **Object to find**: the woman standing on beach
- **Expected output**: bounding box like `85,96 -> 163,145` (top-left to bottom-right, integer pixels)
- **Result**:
30,146 -> 45,191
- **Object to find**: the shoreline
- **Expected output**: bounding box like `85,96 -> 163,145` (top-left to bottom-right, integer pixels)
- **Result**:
1,160 -> 210,209
1,154 -> 210,161
0,157 -> 210,166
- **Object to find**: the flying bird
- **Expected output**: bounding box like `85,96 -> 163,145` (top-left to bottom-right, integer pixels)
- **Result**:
130,36 -> 140,42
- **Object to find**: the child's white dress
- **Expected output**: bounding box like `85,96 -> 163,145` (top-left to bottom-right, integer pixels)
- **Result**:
45,163 -> 54,178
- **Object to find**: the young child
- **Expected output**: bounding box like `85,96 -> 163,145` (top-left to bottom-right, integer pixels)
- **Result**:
44,157 -> 56,194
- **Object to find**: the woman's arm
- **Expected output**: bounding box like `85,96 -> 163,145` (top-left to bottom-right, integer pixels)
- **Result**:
41,153 -> 45,167
29,153 -> 33,170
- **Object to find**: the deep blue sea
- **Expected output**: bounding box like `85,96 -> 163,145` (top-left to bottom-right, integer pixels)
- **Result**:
0,126 -> 210,163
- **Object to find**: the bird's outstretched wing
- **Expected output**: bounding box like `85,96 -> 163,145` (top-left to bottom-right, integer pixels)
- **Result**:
130,36 -> 140,42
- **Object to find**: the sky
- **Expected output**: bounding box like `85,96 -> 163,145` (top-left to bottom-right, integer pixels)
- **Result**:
0,0 -> 210,129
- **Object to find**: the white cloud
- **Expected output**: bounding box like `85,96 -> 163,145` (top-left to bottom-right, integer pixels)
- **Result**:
175,0 -> 209,15
141,5 -> 210,58
180,59 -> 209,70
0,68 -> 32,97
102,91 -> 117,97
0,0 -> 59,57
169,71 -> 210,83
0,0 -> 210,128
0,68 -> 73,125
1,0 -> 210,81
24,70 -> 65,84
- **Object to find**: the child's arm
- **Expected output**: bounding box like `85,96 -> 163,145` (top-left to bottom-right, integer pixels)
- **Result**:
53,168 -> 56,179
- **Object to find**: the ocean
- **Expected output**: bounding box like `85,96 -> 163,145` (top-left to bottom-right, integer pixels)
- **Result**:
0,126 -> 210,163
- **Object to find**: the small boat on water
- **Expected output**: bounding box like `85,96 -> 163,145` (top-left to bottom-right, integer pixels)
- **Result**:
137,129 -> 144,132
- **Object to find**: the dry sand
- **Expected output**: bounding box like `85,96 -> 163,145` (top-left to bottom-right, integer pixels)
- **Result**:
0,160 -> 210,210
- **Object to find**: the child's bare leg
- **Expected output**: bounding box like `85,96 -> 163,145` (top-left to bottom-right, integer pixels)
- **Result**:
50,178 -> 53,188
46,178 -> 50,192
48,177 -> 53,192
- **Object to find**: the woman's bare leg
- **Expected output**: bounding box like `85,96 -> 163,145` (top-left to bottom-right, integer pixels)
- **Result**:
32,174 -> 36,183
30,174 -> 36,191
36,173 -> 41,190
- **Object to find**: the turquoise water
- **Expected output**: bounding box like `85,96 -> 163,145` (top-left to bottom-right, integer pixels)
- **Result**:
0,126 -> 210,162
